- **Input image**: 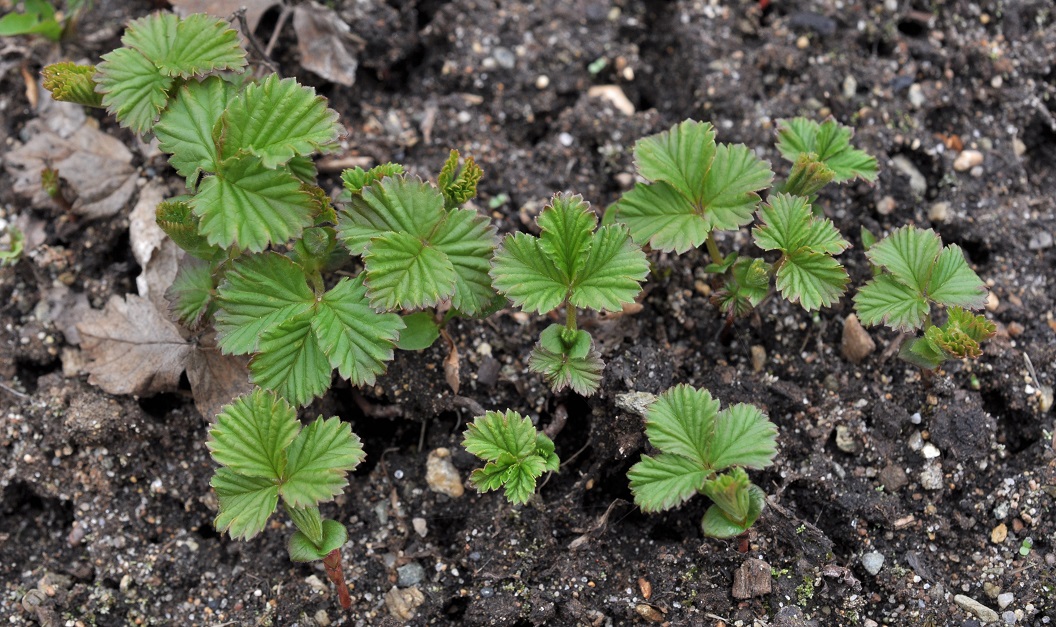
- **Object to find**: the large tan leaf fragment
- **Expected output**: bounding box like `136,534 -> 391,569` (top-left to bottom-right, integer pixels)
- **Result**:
293,3 -> 360,87
186,347 -> 253,420
169,0 -> 277,32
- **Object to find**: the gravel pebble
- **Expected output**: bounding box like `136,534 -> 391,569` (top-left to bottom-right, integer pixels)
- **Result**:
954,149 -> 984,172
397,562 -> 426,587
919,463 -> 943,490
425,448 -> 464,498
954,594 -> 999,623
861,551 -> 885,575
1028,231 -> 1053,250
997,592 -> 1014,609
841,314 -> 876,363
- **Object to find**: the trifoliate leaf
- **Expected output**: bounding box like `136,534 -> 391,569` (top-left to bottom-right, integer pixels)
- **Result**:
165,256 -> 215,329
288,519 -> 347,562
312,276 -> 404,384
212,468 -> 279,541
628,453 -> 710,512
853,273 -> 930,331
281,416 -> 365,508
394,312 -> 440,350
214,252 -> 314,354
701,484 -> 766,538
634,119 -> 717,201
207,388 -> 300,479
927,244 -> 989,309
251,314 -> 332,407
155,76 -> 235,184
219,75 -> 343,168
122,13 -> 246,78
337,176 -> 444,254
916,307 -> 995,362
537,193 -> 597,281
776,249 -> 849,311
642,384 -> 720,467
610,182 -> 708,254
866,225 -> 940,293
41,63 -> 104,107
573,224 -> 650,312
776,118 -> 877,183
426,207 -> 498,315
340,163 -> 405,196
714,257 -> 770,318
437,149 -> 482,209
95,46 -> 172,136
489,232 -> 568,314
363,231 -> 457,310
462,410 -> 559,505
194,154 -> 316,252
709,403 -> 779,471
753,194 -> 849,256
701,144 -> 775,231
781,152 -> 836,197
528,325 -> 604,395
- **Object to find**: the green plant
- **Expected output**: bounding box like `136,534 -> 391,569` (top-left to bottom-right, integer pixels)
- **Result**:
461,410 -> 560,504
0,0 -> 90,41
0,222 -> 25,266
207,389 -> 364,609
490,193 -> 649,395
853,226 -> 994,369
609,118 -> 876,319
627,385 -> 778,538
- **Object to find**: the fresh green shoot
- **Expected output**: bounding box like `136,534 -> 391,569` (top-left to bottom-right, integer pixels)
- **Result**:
490,193 -> 649,395
462,410 -> 559,505
610,117 -> 875,319
207,388 -> 365,609
627,385 -> 778,538
0,0 -> 78,41
0,223 -> 25,266
853,226 -> 994,369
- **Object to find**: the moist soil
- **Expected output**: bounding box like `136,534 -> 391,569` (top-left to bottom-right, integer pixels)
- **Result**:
2,0 -> 1055,625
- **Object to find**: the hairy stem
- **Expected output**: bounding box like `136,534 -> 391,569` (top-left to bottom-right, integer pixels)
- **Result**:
322,549 -> 351,610
705,232 -> 723,266
565,302 -> 577,332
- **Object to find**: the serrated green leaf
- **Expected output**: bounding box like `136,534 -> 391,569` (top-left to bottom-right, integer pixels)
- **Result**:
340,163 -> 405,196
207,388 -> 300,479
715,257 -> 770,317
853,273 -> 929,331
462,410 -> 538,461
701,467 -> 753,521
537,193 -> 597,281
502,456 -> 548,504
284,503 -> 324,546
463,410 -> 557,504
165,256 -> 215,329
312,276 -> 404,384
528,336 -> 603,396
946,307 -> 997,344
251,314 -> 332,406
288,519 -> 347,562
776,118 -> 877,183
363,231 -> 456,310
781,153 -> 836,197
776,250 -> 848,311
634,119 -> 717,203
490,232 -> 568,314
700,143 -> 774,231
753,193 -> 849,255
155,198 -> 221,260
219,75 -> 342,168
212,468 -> 279,541
701,484 -> 765,538
288,156 -> 319,184
927,244 -> 988,309
155,76 -> 235,184
612,182 -> 709,254
709,404 -> 778,470
866,226 -> 941,293
899,335 -> 947,370
337,177 -> 444,254
628,453 -> 710,512
215,252 -> 314,354
438,150 -> 483,209
95,46 -> 172,136
395,312 -> 440,350
122,13 -> 246,78
643,384 -> 720,467
469,458 -> 514,493
195,154 -> 315,252
572,224 -> 649,312
41,63 -> 104,107
430,207 -> 498,315
281,416 -> 365,508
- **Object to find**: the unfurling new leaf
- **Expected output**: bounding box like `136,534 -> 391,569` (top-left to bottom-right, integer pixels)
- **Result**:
462,410 -> 560,505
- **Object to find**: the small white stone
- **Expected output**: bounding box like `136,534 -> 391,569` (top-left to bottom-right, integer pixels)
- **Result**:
921,443 -> 941,459
586,85 -> 635,115
928,202 -> 949,222
558,132 -> 574,147
862,552 -> 885,575
412,517 -> 428,538
954,149 -> 984,172
534,75 -> 550,89
997,592 -> 1014,609
425,448 -> 464,498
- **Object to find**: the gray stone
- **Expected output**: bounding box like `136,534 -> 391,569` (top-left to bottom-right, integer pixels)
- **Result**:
919,463 -> 944,490
954,594 -> 999,623
997,592 -> 1014,609
879,464 -> 908,492
861,551 -> 885,575
1002,610 -> 1017,624
397,562 -> 425,587
1028,231 -> 1053,250
891,155 -> 927,196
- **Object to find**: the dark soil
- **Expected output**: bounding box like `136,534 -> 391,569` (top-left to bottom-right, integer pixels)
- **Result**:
2,0 -> 1055,625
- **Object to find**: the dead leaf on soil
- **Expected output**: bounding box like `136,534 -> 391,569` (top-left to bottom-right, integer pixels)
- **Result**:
4,92 -> 137,220
169,0 -> 276,32
129,182 -> 180,314
77,295 -> 194,397
186,346 -> 253,420
293,2 -> 361,87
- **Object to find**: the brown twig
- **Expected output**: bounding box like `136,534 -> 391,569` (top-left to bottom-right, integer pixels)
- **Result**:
231,7 -> 280,76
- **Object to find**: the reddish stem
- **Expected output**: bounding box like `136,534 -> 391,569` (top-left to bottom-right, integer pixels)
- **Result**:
322,549 -> 351,610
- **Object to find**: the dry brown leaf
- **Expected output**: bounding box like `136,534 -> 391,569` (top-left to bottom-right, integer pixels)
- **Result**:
186,346 -> 253,420
77,295 -> 193,397
129,182 -> 180,314
293,2 -> 360,87
169,0 -> 277,32
443,343 -> 460,395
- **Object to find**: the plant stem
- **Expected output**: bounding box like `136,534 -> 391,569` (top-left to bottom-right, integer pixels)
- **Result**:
322,549 -> 351,610
705,233 -> 723,266
565,303 -> 577,332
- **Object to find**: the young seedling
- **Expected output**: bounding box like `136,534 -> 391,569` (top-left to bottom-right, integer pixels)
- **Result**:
461,410 -> 560,504
853,225 -> 995,369
0,0 -> 89,41
627,385 -> 778,538
207,388 -> 366,609
490,193 -> 650,395
609,118 -> 876,320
